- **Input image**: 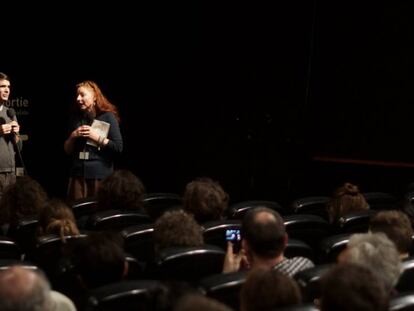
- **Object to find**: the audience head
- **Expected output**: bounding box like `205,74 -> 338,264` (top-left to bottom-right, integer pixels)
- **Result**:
240,268 -> 301,311
0,266 -> 52,311
174,294 -> 233,311
370,210 -> 413,259
241,207 -> 287,261
320,263 -> 389,311
37,198 -> 79,242
97,169 -> 146,211
183,177 -> 229,223
154,210 -> 204,254
339,232 -> 401,292
0,176 -> 48,225
326,182 -> 369,224
71,231 -> 127,289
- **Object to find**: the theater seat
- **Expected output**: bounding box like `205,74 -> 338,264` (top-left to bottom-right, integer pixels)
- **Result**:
85,280 -> 164,311
285,239 -> 314,262
283,214 -> 331,248
294,264 -> 332,302
198,271 -> 247,310
121,224 -> 155,264
154,245 -> 225,283
389,291 -> 414,311
335,210 -> 377,234
396,258 -> 414,293
228,200 -> 285,219
276,304 -> 319,311
86,210 -> 152,231
318,233 -> 351,264
290,196 -> 330,220
142,193 -> 182,220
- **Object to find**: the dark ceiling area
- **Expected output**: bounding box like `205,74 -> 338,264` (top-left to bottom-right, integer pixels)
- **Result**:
2,2 -> 414,203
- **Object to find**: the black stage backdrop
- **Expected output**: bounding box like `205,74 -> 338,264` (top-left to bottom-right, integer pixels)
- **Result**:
2,2 -> 414,203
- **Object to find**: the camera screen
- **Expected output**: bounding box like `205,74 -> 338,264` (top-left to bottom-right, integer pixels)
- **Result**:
225,229 -> 241,242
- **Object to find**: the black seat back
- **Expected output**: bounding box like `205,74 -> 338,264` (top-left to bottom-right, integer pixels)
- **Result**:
335,210 -> 377,234
396,258 -> 414,293
294,264 -> 332,302
86,210 -> 152,231
85,280 -> 164,311
198,271 -> 247,310
142,193 -> 182,220
318,233 -> 351,264
389,291 -> 414,311
290,196 -> 330,220
121,224 -> 155,264
228,200 -> 285,220
283,214 -> 331,248
154,245 -> 225,283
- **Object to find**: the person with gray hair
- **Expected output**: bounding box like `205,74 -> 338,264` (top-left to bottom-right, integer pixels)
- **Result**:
338,232 -> 401,293
0,266 -> 76,311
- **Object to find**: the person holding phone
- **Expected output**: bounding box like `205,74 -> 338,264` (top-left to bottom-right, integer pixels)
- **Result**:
223,207 -> 314,277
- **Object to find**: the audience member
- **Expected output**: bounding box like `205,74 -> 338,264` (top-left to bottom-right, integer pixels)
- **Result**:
0,175 -> 48,231
370,210 -> 413,260
223,207 -> 314,276
240,268 -> 301,311
153,210 -> 204,255
97,169 -> 146,212
183,177 -> 229,223
0,265 -> 76,311
71,231 -> 127,289
338,232 -> 401,293
320,263 -> 389,311
326,182 -> 369,224
37,198 -> 80,242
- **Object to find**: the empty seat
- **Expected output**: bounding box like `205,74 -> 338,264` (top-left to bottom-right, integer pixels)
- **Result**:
86,210 -> 152,231
202,220 -> 241,250
318,233 -> 352,264
363,192 -> 397,210
198,271 -> 247,310
294,264 -> 332,302
290,196 -> 330,219
85,280 -> 164,311
283,215 -> 331,248
228,200 -> 285,220
142,193 -> 182,220
121,224 -> 155,264
154,245 -> 225,283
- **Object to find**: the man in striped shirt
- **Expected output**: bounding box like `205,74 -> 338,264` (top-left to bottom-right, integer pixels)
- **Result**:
223,207 -> 314,277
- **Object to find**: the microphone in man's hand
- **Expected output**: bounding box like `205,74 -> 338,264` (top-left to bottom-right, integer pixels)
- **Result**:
6,108 -> 18,135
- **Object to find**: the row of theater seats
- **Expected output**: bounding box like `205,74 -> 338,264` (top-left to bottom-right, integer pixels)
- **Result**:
71,190 -> 401,222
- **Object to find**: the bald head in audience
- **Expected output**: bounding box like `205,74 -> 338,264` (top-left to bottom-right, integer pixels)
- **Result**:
0,266 -> 76,311
0,266 -> 52,311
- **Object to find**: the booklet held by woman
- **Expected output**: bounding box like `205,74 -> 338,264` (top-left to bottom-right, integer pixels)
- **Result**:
87,119 -> 110,147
